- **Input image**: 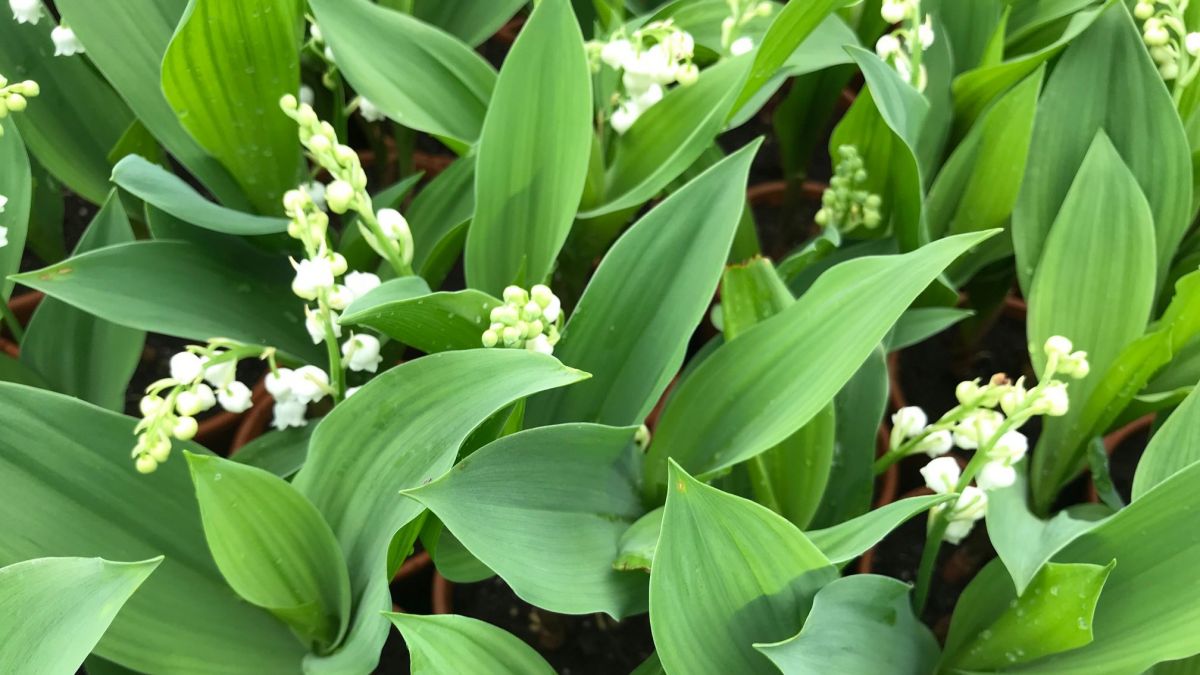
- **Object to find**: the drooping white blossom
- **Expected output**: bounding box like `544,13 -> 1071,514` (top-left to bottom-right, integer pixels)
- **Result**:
9,0 -> 42,25
342,334 -> 383,373
51,25 -> 85,57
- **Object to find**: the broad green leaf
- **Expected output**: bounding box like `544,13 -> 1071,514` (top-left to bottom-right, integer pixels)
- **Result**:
614,507 -> 664,572
292,350 -> 587,673
987,466 -> 1110,594
0,11 -> 133,203
1154,656 -> 1200,675
809,345 -> 889,527
186,453 -> 351,652
161,0 -> 304,213
407,424 -> 647,617
831,49 -> 928,250
731,0 -> 844,114
1074,270 -> 1200,467
942,562 -> 1113,671
928,66 -> 1041,256
755,575 -> 939,675
25,159 -> 66,264
465,0 -> 592,294
420,517 -> 495,583
1007,0 -> 1101,46
309,0 -> 495,144
807,494 -> 957,565
0,556 -> 161,675
231,425 -> 314,479
0,120 -> 31,300
955,461 -> 1200,673
341,287 -> 499,354
650,462 -> 837,674
1027,133 -> 1157,511
0,384 -> 304,673
387,613 -> 555,675
888,307 -> 975,351
56,0 -> 250,209
1012,2 -> 1191,293
415,0 -> 526,46
341,275 -> 432,314
1132,385 -> 1200,499
643,231 -> 995,490
112,156 -> 289,235
21,192 -> 144,411
585,56 -> 750,217
0,352 -> 47,387
526,142 -> 757,427
931,0 -> 1005,75
408,156 -> 475,282
950,3 -> 1106,136
13,241 -> 319,363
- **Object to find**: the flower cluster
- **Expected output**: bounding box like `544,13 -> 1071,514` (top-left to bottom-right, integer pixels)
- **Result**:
264,364 -> 333,431
591,21 -> 699,134
132,341 -> 267,473
814,145 -> 882,232
884,335 -> 1090,543
280,94 -> 414,276
721,0 -> 774,55
875,0 -> 934,91
1135,1 -> 1200,85
481,285 -> 563,355
0,75 -> 39,138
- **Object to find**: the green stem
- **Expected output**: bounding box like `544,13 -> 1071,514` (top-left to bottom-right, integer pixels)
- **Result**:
912,516 -> 948,613
331,74 -> 348,145
354,194 -> 411,277
747,455 -> 783,515
0,300 -> 24,344
317,295 -> 345,402
908,8 -> 924,90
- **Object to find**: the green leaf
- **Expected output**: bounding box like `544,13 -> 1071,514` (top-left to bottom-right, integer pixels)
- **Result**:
408,156 -> 475,281
1012,2 -> 1191,293
643,231 -> 996,490
56,0 -> 250,209
986,466 -> 1109,594
292,350 -> 587,673
230,425 -> 314,479
585,56 -> 750,217
731,0 -> 844,114
928,65 -> 1042,276
807,494 -> 958,565
407,424 -> 647,617
0,11 -> 133,203
888,307 -> 975,351
1027,133 -> 1158,511
465,0 -> 593,294
13,241 -> 319,363
526,141 -> 757,428
161,0 -> 304,213
614,507 -> 664,572
112,155 -> 290,235
21,191 -> 145,411
1132,385 -> 1200,499
309,0 -> 496,144
650,462 -> 837,674
942,561 -> 1113,671
415,0 -> 526,47
831,49 -> 928,250
0,384 -> 305,673
25,159 -> 66,264
0,120 -> 31,301
341,286 -> 499,355
186,453 -> 351,652
755,575 -> 939,675
0,352 -> 47,387
386,613 -> 555,675
0,556 -> 161,674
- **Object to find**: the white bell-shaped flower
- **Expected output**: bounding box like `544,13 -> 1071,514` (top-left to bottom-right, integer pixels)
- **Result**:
990,430 -> 1028,463
1034,381 -> 1070,417
344,271 -> 381,301
977,461 -> 1017,491
342,334 -> 383,373
265,368 -> 296,401
915,429 -> 953,458
891,406 -> 928,440
953,410 -> 1004,450
272,398 -> 308,430
600,38 -> 635,70
920,456 -> 961,494
51,25 -> 85,56
949,486 -> 988,522
290,365 -> 329,404
730,36 -> 755,56
218,381 -> 253,414
291,256 -> 335,300
525,334 -> 554,355
358,97 -> 386,122
325,180 -> 355,213
201,356 -> 237,389
943,518 -> 976,545
875,34 -> 902,58
9,0 -> 42,24
169,352 -> 204,384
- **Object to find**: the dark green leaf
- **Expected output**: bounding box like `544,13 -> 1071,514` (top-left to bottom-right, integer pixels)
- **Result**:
0,120 -> 31,301
807,494 -> 957,565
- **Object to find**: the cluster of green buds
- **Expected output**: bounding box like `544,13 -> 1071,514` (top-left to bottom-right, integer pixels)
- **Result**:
0,75 -> 39,138
721,0 -> 774,54
1135,1 -> 1200,89
875,0 -> 934,91
481,285 -> 563,355
814,146 -> 882,232
877,335 -> 1090,543
279,94 -> 414,277
133,340 -> 272,474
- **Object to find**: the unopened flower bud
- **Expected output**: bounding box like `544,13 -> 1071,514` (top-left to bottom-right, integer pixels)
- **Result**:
920,456 -> 961,494
891,406 -> 927,440
135,455 -> 158,474
169,352 -> 204,384
173,416 -> 198,441
218,381 -> 253,413
325,180 -> 355,213
977,461 -> 1017,491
